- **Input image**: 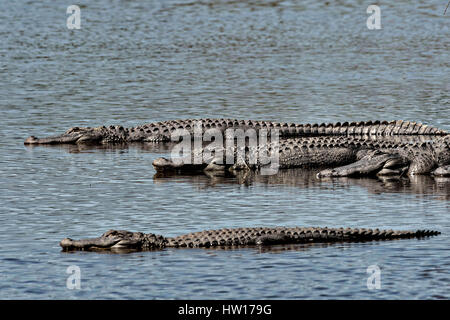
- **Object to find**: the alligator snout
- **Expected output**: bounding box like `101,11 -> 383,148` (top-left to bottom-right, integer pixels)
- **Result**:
24,131 -> 95,145
60,238 -> 74,248
153,157 -> 209,173
24,134 -> 80,145
24,136 -> 40,144
316,168 -> 337,178
152,157 -> 176,169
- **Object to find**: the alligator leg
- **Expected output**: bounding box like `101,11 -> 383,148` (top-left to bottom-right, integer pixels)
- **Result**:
316,151 -> 405,178
408,154 -> 438,175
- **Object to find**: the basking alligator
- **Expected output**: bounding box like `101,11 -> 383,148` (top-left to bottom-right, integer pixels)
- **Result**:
60,227 -> 440,252
24,118 -> 447,144
153,134 -> 450,177
24,118 -> 449,177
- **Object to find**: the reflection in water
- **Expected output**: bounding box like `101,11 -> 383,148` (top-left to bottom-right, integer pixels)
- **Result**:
25,142 -> 450,200
154,169 -> 450,201
60,242 -> 329,254
23,142 -> 179,154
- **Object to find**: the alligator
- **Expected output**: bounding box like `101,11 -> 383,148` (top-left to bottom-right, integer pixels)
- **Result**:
24,118 -> 449,177
24,119 -> 447,145
152,135 -> 450,177
60,227 -> 440,252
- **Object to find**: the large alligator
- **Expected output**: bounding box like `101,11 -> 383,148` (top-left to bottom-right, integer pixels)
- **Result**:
24,118 -> 450,177
60,227 -> 440,252
24,119 -> 447,145
153,135 -> 450,177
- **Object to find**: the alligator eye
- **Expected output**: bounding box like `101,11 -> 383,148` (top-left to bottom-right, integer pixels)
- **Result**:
67,127 -> 80,133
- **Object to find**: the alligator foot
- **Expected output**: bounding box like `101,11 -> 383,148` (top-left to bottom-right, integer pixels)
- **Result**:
316,151 -> 407,178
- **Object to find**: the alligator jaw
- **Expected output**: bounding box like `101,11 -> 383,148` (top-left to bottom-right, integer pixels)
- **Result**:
24,127 -> 108,145
24,134 -> 83,145
59,236 -> 122,251
316,152 -> 403,178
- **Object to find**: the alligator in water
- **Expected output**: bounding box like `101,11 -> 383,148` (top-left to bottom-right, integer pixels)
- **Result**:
153,135 -> 450,177
60,227 -> 440,252
24,119 -> 447,145
24,118 -> 450,177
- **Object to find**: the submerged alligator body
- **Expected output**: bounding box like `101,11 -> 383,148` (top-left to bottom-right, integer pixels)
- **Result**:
60,227 -> 440,252
24,118 -> 450,177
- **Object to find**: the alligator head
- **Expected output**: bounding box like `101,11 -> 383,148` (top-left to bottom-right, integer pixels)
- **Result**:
24,127 -> 103,145
24,126 -> 129,145
60,230 -> 166,251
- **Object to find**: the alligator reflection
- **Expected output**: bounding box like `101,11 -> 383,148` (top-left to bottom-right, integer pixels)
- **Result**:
26,143 -> 450,200
154,169 -> 450,201
24,142 -> 178,154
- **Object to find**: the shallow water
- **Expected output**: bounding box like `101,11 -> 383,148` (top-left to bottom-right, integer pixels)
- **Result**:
0,0 -> 449,299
